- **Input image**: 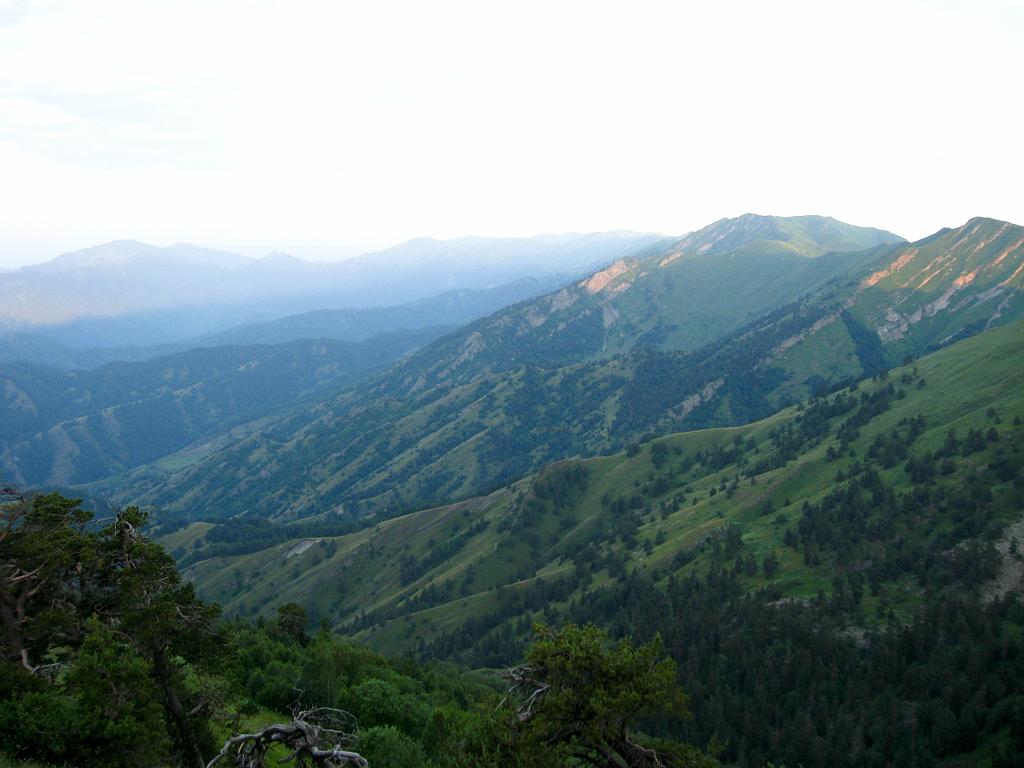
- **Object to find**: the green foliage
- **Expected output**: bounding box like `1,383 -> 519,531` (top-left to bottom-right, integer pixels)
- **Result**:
274,603 -> 309,645
561,569 -> 1024,768
357,726 -> 427,768
206,615 -> 716,768
64,621 -> 170,768
525,623 -> 687,727
341,678 -> 430,735
0,492 -> 94,669
511,624 -> 697,767
0,689 -> 78,767
0,495 -> 220,768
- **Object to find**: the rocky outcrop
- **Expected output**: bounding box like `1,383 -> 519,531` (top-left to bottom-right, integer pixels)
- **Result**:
581,259 -> 632,294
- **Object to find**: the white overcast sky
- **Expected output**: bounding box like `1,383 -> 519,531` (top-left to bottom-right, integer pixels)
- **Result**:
0,0 -> 1021,266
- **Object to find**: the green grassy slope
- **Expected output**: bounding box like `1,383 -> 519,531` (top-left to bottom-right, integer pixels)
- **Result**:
179,319 -> 1024,658
578,212 -> 902,357
631,216 -> 1024,431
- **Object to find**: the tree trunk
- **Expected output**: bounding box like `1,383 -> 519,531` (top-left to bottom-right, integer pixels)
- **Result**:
0,596 -> 31,671
151,642 -> 205,768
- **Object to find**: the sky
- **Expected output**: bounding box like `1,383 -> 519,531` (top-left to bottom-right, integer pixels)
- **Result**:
0,0 -> 1022,267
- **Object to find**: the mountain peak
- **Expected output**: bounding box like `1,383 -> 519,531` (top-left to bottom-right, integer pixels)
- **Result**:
961,215 -> 1015,229
32,239 -> 163,271
670,214 -> 903,260
24,241 -> 256,275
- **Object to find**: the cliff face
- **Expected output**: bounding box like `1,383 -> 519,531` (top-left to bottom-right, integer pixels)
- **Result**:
848,217 -> 1024,352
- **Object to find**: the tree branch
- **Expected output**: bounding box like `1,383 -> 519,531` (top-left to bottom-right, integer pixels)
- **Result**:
207,709 -> 367,768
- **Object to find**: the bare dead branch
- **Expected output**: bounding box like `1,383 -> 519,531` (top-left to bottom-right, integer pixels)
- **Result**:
207,708 -> 367,768
501,663 -> 550,721
8,565 -> 44,584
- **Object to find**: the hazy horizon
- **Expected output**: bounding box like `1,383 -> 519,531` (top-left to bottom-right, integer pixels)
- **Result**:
1,227 -> 673,269
2,0 -> 1021,268
7,209 -> 1022,269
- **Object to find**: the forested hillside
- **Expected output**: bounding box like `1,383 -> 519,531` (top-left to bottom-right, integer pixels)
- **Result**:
172,319 -> 1024,765
112,217 -> 1022,522
0,327 -> 447,487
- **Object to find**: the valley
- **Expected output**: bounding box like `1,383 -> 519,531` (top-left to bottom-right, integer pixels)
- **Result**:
3,212 -> 1024,768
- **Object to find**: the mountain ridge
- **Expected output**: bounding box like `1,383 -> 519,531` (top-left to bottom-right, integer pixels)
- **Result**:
1,231 -> 662,328
8,214 -> 1019,529
95,215 -> 933,520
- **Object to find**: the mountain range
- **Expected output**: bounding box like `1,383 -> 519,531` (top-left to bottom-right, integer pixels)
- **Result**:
0,231 -> 662,345
2,213 -> 1021,525
81,214 -> 1021,524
